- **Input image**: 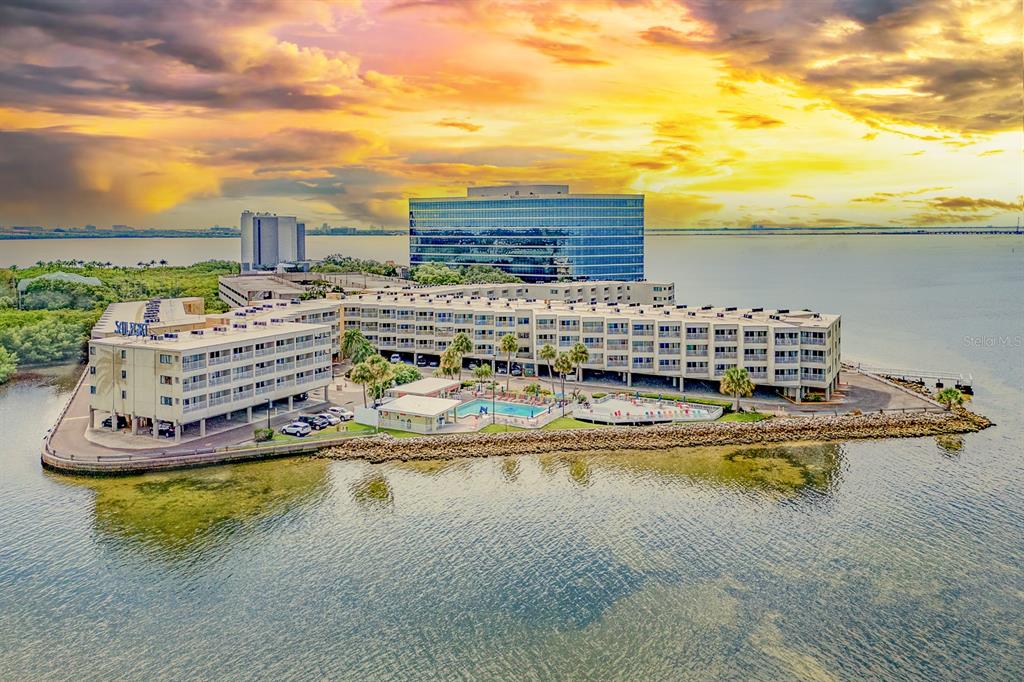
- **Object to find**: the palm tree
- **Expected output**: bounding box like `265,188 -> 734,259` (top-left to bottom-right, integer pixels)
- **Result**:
158,259 -> 168,266
936,387 -> 966,411
449,331 -> 473,380
523,382 -> 541,399
365,354 -> 395,402
349,362 -> 373,407
499,333 -> 518,393
350,340 -> 375,364
341,328 -> 368,362
539,343 -> 557,396
438,348 -> 460,379
719,366 -> 755,412
473,363 -> 493,392
554,353 -> 575,416
568,342 -> 589,383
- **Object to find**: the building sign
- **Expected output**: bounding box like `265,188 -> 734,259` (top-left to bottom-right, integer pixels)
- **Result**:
114,321 -> 150,336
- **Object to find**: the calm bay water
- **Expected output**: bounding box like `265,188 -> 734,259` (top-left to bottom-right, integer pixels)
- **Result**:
1,235 -> 1022,679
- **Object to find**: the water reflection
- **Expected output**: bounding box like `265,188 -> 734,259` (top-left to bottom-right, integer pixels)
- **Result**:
56,458 -> 330,562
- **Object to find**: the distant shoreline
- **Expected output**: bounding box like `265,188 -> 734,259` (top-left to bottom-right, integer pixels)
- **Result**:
0,231 -> 403,240
2,228 -> 1019,241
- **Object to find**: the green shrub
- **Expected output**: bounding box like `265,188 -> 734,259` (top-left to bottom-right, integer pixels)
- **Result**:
253,427 -> 274,442
591,392 -> 607,399
0,346 -> 16,384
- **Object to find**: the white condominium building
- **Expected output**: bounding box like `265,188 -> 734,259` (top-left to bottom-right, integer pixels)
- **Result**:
87,298 -> 341,440
240,210 -> 306,271
342,292 -> 841,401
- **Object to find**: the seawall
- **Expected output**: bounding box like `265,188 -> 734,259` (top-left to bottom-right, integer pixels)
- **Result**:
318,408 -> 992,464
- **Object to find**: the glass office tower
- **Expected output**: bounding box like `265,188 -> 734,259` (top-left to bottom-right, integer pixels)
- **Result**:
409,185 -> 644,282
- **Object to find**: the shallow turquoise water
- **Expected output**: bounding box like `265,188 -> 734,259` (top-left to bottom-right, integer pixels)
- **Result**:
457,398 -> 545,418
1,235 -> 1021,680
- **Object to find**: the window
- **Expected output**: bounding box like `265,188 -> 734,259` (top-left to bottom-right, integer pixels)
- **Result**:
89,385 -> 96,394
89,366 -> 96,375
120,350 -> 127,359
120,390 -> 127,399
89,346 -> 96,356
160,396 -> 172,406
160,376 -> 172,385
160,354 -> 172,364
120,370 -> 127,379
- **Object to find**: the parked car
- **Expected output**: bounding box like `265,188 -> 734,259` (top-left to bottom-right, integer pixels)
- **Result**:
468,363 -> 478,370
296,415 -> 325,430
428,360 -> 438,368
157,422 -> 176,438
317,412 -> 341,425
100,415 -> 129,429
312,416 -> 332,429
389,353 -> 401,363
416,357 -> 428,367
328,406 -> 355,421
280,422 -> 311,437
293,392 -> 309,402
510,364 -> 523,376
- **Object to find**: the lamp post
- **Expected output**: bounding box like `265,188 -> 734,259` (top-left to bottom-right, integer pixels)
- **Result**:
266,398 -> 272,430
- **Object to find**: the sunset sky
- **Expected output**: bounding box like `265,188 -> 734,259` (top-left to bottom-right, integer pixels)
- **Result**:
0,0 -> 1020,229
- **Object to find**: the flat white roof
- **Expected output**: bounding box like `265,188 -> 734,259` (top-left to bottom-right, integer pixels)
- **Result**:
378,394 -> 461,417
391,377 -> 461,395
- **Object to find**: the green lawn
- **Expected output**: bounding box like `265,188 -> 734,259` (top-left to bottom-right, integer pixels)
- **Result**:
343,421 -> 424,438
718,411 -> 770,423
480,417 -> 608,433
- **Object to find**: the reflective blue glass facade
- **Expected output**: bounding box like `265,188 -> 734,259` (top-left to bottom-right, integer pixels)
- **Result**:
409,191 -> 644,282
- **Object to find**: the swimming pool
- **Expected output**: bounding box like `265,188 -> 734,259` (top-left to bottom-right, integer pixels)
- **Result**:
457,399 -> 546,419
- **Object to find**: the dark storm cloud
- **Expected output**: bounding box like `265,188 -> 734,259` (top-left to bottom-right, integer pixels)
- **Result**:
0,0 -> 365,112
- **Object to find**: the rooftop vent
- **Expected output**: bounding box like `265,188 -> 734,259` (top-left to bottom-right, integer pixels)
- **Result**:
725,306 -> 737,312
777,309 -> 790,314
701,305 -> 713,311
163,333 -> 178,340
751,307 -> 763,312
190,330 -> 204,335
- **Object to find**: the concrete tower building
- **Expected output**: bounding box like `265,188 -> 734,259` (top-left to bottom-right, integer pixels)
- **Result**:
240,211 -> 306,271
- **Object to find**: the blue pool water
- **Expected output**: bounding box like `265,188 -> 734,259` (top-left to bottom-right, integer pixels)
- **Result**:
457,399 -> 544,418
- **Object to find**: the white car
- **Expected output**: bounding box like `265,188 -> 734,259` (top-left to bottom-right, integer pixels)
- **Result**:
317,412 -> 341,425
280,422 -> 311,437
389,353 -> 401,363
328,406 -> 354,421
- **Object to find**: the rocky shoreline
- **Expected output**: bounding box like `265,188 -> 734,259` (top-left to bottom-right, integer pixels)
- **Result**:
319,407 -> 993,464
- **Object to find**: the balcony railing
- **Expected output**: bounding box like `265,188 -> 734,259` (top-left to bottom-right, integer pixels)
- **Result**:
255,365 -> 275,377
275,363 -> 295,373
233,389 -> 254,401
686,333 -> 707,340
748,372 -> 768,379
209,355 -> 231,366
715,352 -> 737,359
256,385 -> 274,395
255,347 -> 275,357
775,356 -> 799,364
801,356 -> 826,365
232,351 -> 254,361
184,400 -> 207,413
295,340 -> 314,350
184,381 -> 206,393
685,350 -> 707,357
775,337 -> 800,346
275,379 -> 295,388
233,370 -> 253,380
182,360 -> 206,372
209,395 -> 232,407
802,338 -> 827,346
209,375 -> 231,386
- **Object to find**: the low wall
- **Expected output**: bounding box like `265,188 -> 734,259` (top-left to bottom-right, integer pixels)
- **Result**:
318,407 -> 992,464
